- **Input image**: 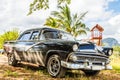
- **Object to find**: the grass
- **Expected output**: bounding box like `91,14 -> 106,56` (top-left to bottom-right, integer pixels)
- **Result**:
4,70 -> 18,77
0,54 -> 2,56
110,51 -> 120,73
0,51 -> 120,80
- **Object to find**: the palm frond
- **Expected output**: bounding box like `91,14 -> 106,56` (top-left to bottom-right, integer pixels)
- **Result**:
79,11 -> 88,20
44,5 -> 89,37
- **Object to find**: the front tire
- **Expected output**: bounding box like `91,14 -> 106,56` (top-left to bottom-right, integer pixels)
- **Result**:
83,70 -> 100,76
47,55 -> 66,78
8,53 -> 18,66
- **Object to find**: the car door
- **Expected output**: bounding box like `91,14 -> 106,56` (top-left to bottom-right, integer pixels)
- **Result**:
26,30 -> 41,64
15,31 -> 33,61
27,29 -> 50,66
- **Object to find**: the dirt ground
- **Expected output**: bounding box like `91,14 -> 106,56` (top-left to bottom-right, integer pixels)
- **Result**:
0,54 -> 120,80
0,54 -> 8,65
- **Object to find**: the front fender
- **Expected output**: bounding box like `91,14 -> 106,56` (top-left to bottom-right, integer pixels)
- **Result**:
102,47 -> 113,56
45,50 -> 69,65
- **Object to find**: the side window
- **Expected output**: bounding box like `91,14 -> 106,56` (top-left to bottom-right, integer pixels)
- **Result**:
43,31 -> 58,39
40,30 -> 59,40
30,31 -> 39,40
19,32 -> 31,40
40,30 -> 45,40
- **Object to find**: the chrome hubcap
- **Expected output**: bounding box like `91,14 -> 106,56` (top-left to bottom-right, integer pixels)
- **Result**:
48,56 -> 60,76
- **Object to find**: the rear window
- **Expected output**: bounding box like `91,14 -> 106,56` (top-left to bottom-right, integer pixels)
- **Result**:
43,31 -> 59,39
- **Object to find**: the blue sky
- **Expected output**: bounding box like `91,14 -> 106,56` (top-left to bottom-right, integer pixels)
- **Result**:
108,0 -> 120,14
0,0 -> 120,42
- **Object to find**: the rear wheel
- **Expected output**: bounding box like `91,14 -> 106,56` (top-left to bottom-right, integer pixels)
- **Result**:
47,55 -> 66,78
83,70 -> 100,76
8,53 -> 18,66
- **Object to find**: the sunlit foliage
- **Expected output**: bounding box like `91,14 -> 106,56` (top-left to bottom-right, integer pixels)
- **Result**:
44,5 -> 89,37
113,46 -> 120,54
0,29 -> 19,49
28,0 -> 71,15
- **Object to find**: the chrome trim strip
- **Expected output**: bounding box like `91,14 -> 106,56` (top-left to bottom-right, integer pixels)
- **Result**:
61,61 -> 112,70
76,55 -> 108,60
75,51 -> 108,57
75,60 -> 105,63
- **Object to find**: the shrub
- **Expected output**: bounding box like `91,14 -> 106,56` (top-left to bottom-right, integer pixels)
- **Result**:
0,29 -> 19,49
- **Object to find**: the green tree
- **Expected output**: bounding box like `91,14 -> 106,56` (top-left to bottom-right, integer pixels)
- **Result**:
44,5 -> 89,37
0,29 -> 19,49
28,0 -> 71,15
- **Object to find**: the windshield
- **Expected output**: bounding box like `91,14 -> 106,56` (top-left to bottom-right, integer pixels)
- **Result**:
42,31 -> 75,41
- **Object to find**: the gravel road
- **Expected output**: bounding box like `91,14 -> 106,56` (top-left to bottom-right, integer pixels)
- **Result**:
0,54 -> 8,65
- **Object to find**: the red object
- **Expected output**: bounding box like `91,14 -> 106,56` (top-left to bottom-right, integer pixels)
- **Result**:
91,24 -> 104,46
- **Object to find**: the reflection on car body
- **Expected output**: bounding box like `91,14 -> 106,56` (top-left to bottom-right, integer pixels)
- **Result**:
3,27 -> 113,78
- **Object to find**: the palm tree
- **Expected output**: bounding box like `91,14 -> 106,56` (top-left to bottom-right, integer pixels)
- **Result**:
44,4 -> 89,37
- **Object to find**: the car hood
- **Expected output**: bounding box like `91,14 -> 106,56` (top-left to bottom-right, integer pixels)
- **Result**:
42,39 -> 79,51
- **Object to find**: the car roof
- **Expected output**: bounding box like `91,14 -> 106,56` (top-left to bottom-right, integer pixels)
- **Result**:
24,27 -> 68,33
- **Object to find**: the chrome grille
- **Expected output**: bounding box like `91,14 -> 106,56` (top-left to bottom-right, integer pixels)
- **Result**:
77,56 -> 107,62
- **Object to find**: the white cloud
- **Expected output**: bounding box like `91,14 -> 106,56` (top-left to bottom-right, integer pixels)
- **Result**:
108,14 -> 120,26
70,0 -> 114,21
0,0 -> 59,33
68,0 -> 120,41
0,0 -> 120,42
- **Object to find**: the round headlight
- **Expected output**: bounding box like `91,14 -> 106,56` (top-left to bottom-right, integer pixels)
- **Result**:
69,55 -> 77,61
108,50 -> 113,56
73,44 -> 78,51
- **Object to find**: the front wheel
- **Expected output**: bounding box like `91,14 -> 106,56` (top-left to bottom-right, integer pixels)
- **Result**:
47,55 -> 66,78
8,53 -> 18,66
83,70 -> 100,76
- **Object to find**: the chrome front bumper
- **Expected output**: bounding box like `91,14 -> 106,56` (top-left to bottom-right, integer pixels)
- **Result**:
61,61 -> 112,70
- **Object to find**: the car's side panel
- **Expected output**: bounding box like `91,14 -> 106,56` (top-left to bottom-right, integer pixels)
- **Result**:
14,41 -> 35,60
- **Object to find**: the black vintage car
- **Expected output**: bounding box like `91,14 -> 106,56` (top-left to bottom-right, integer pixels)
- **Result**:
3,27 -> 113,77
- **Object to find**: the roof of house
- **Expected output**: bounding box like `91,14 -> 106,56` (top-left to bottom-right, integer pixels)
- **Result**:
91,24 -> 104,32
